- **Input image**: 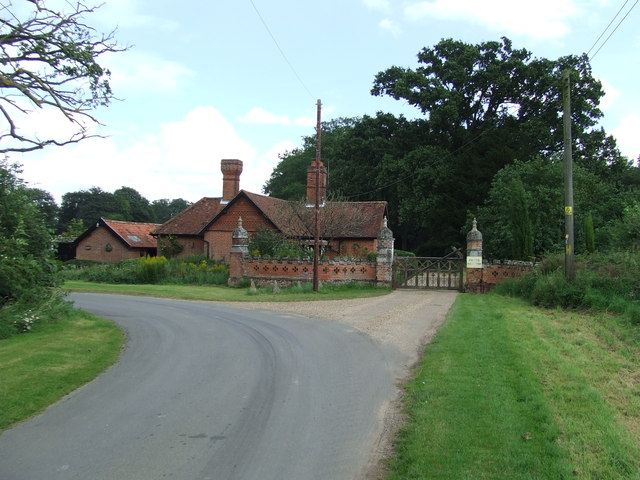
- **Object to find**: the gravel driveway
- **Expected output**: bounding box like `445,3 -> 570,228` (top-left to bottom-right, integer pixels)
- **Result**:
227,289 -> 459,479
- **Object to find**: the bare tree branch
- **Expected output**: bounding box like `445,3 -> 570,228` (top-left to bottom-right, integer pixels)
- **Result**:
0,1 -> 126,153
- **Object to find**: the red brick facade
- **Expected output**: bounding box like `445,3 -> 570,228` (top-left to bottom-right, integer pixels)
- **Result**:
75,219 -> 159,262
154,159 -> 388,264
227,215 -> 394,287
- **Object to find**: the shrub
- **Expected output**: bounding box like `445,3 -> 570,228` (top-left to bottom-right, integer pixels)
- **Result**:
0,290 -> 73,339
494,251 -> 640,323
60,256 -> 229,286
248,229 -> 304,258
137,256 -> 168,283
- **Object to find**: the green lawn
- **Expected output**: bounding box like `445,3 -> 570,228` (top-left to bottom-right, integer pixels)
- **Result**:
385,293 -> 640,479
63,280 -> 391,301
0,309 -> 124,431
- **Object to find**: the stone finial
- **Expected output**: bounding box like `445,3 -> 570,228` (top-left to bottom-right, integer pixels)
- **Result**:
377,216 -> 393,242
467,218 -> 482,242
231,216 -> 249,253
233,216 -> 247,237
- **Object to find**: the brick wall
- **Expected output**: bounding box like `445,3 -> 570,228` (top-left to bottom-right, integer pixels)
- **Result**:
238,257 -> 377,286
465,262 -> 535,293
76,227 -> 143,262
464,220 -> 535,293
157,236 -> 206,259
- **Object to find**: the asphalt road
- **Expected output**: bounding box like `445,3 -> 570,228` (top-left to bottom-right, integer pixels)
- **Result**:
0,293 -> 401,480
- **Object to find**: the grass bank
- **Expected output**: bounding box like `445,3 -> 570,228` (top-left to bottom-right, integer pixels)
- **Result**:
64,280 -> 391,302
386,293 -> 640,479
0,308 -> 124,432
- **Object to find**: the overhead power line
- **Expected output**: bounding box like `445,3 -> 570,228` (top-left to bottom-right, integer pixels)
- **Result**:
248,0 -> 315,100
588,0 -> 639,60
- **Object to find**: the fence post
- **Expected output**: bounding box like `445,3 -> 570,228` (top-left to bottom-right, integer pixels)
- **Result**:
228,217 -> 249,286
465,218 -> 484,293
376,217 -> 394,286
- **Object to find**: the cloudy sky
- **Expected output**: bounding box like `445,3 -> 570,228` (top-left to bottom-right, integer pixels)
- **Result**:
9,0 -> 640,204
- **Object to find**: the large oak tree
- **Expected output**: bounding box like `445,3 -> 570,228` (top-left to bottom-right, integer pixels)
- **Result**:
266,38 -> 633,255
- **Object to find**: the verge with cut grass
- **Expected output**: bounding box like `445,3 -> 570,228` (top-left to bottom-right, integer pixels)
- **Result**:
63,280 -> 391,301
0,309 -> 124,432
385,293 -> 640,479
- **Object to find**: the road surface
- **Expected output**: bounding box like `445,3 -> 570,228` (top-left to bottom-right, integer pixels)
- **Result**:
0,293 -> 404,480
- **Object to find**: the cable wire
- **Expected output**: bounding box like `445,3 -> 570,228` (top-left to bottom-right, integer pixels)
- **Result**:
249,0 -> 315,100
586,0 -> 629,58
589,0 -> 639,60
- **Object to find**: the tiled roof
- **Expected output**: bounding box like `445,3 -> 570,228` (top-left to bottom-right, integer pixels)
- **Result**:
101,219 -> 161,248
154,191 -> 387,241
243,191 -> 387,239
152,197 -> 224,236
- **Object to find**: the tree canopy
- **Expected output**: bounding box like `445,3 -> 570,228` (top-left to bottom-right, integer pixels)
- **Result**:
265,37 -> 635,256
57,186 -> 192,233
0,1 -> 124,153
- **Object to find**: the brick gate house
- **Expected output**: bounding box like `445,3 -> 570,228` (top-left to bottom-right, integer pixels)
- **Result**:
153,159 -> 388,261
74,218 -> 161,262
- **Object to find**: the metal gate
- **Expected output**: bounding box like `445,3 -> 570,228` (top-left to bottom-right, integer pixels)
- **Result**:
393,253 -> 464,291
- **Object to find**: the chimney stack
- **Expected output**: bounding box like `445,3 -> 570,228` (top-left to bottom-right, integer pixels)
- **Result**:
220,159 -> 243,203
306,160 -> 327,206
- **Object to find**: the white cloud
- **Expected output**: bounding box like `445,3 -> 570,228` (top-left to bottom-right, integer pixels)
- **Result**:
252,140 -> 299,193
363,0 -> 392,12
1,99 -> 99,152
294,116 -> 317,127
18,106 -> 267,203
598,79 -> 620,111
105,51 -> 196,95
94,0 -> 180,31
404,0 -> 580,39
612,114 -> 640,162
238,107 -> 291,125
379,18 -> 402,36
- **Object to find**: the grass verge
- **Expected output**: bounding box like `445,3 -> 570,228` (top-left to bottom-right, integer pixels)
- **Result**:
0,309 -> 124,432
63,280 -> 391,302
386,293 -> 640,479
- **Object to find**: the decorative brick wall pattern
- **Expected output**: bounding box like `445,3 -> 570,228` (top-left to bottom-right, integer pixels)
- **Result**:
466,261 -> 535,293
228,216 -> 394,287
241,257 -> 377,284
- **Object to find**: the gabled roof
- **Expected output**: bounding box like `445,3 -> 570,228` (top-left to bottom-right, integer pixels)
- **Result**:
75,218 -> 161,249
152,197 -> 224,236
210,190 -> 387,239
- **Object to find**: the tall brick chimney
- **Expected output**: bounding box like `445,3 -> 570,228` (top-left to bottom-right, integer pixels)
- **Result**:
220,159 -> 243,203
306,160 -> 327,206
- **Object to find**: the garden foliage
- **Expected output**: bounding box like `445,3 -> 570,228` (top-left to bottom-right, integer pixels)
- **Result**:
495,251 -> 640,322
0,160 -> 65,338
61,255 -> 229,286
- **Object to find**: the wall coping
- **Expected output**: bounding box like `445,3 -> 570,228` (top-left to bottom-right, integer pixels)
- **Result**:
245,255 -> 376,266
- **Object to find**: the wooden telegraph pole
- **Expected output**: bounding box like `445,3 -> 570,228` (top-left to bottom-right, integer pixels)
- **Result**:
313,99 -> 321,292
563,70 -> 576,281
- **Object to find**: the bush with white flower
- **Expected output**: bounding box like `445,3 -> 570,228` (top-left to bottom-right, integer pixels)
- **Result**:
14,310 -> 39,333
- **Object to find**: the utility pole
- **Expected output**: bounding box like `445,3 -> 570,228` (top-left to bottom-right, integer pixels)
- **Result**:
313,99 -> 321,292
563,69 -> 576,281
